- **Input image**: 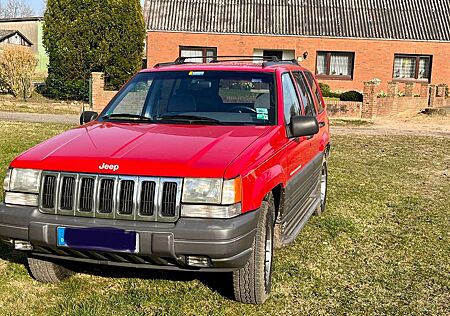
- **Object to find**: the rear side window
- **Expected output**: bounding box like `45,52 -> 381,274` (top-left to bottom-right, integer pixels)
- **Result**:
281,73 -> 301,125
292,72 -> 317,117
304,71 -> 325,113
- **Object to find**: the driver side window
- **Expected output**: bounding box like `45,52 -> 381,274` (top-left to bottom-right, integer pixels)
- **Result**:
282,73 -> 301,127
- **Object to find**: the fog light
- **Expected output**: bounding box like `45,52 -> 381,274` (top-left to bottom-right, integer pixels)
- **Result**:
13,240 -> 33,251
1,238 -> 14,247
186,256 -> 211,267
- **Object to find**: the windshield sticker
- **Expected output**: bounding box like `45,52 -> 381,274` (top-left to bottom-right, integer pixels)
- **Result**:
189,71 -> 205,76
256,108 -> 269,114
252,79 -> 262,83
257,113 -> 269,120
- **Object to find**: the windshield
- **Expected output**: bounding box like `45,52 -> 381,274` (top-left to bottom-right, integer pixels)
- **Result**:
100,71 -> 276,125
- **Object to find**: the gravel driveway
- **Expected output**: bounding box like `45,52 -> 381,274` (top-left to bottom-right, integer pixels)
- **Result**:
0,111 -> 78,125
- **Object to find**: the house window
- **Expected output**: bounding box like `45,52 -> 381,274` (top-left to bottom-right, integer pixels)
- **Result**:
316,51 -> 355,80
263,50 -> 283,60
179,46 -> 217,63
393,54 -> 432,81
253,49 -> 295,62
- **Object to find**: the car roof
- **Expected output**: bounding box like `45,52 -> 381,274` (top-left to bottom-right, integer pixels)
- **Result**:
140,61 -> 310,74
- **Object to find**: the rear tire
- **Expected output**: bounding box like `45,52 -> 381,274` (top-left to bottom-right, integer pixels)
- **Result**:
315,159 -> 328,216
27,256 -> 75,283
232,194 -> 275,304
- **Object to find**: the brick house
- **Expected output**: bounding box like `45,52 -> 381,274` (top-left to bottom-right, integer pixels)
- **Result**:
143,0 -> 450,92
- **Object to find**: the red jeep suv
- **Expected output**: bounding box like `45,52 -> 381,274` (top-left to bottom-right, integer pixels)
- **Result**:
0,57 -> 330,304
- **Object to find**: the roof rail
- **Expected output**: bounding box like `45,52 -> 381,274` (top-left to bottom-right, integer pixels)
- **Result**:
154,56 -> 300,68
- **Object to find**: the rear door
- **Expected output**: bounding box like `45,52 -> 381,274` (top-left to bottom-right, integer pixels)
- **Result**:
303,71 -> 329,155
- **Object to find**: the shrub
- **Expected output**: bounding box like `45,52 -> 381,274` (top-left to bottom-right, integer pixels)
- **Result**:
318,82 -> 331,95
43,0 -> 146,100
0,46 -> 37,100
340,90 -> 363,102
318,82 -> 342,99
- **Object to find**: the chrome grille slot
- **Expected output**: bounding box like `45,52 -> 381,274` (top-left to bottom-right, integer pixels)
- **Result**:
119,180 -> 135,215
98,179 -> 115,214
42,175 -> 57,209
161,182 -> 178,217
140,181 -> 156,216
39,172 -> 182,222
60,176 -> 76,210
79,178 -> 95,212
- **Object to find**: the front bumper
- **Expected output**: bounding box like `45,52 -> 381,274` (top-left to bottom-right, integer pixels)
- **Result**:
0,203 -> 258,272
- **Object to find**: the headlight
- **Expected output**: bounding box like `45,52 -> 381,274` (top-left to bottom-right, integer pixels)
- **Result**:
9,169 -> 41,193
3,169 -> 11,191
182,178 -> 223,204
181,177 -> 243,218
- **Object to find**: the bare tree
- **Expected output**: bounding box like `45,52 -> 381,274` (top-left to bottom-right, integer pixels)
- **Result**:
0,0 -> 35,18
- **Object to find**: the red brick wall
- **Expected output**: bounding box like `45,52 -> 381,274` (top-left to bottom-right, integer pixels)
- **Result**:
91,72 -> 118,111
147,31 -> 450,92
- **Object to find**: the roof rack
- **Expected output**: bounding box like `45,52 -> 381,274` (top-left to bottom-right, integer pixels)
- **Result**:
154,56 -> 299,68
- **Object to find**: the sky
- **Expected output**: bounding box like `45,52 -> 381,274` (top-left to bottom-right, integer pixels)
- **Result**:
23,0 -> 145,16
24,0 -> 44,15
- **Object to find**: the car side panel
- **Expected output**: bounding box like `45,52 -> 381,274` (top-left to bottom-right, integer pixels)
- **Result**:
227,126 -> 289,212
278,151 -> 322,244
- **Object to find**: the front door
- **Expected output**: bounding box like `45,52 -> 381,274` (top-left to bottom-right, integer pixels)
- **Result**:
281,72 -> 315,234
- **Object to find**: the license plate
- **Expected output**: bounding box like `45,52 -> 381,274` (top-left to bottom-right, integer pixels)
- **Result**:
57,227 -> 138,253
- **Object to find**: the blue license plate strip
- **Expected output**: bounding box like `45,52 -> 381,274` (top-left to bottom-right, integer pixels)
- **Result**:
57,227 -> 139,253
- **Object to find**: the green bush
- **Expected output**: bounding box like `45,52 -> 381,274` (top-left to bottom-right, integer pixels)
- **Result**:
318,82 -> 342,99
44,0 -> 146,100
318,82 -> 331,95
340,90 -> 363,102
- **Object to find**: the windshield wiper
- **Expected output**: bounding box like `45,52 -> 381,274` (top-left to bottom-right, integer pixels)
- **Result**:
157,114 -> 223,125
102,113 -> 152,121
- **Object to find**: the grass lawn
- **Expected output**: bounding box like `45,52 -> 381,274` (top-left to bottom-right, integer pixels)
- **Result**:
0,121 -> 449,315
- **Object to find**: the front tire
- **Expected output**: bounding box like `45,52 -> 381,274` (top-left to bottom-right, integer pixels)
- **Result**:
27,256 -> 75,283
315,159 -> 328,216
232,194 -> 275,304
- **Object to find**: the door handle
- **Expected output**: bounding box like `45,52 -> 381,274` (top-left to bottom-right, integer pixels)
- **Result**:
319,121 -> 326,128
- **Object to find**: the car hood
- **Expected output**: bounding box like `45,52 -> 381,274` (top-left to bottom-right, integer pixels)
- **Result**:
11,122 -> 274,178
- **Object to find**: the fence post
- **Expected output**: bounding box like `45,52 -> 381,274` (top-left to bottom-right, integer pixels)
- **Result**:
387,81 -> 399,115
404,82 -> 415,98
435,84 -> 447,108
362,80 -> 380,119
91,72 -> 105,111
429,85 -> 437,108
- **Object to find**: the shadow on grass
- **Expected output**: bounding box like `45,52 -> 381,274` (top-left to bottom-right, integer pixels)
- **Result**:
70,262 -> 235,300
0,242 -> 234,300
0,243 -> 27,265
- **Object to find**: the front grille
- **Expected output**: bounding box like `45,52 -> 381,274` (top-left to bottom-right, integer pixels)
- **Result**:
99,179 -> 115,214
79,178 -> 95,212
140,181 -> 156,216
161,182 -> 178,217
42,175 -> 57,209
119,180 -> 135,215
60,176 -> 75,210
39,172 -> 182,222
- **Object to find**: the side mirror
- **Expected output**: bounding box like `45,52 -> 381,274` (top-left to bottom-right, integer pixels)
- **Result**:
80,111 -> 98,125
290,116 -> 319,138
